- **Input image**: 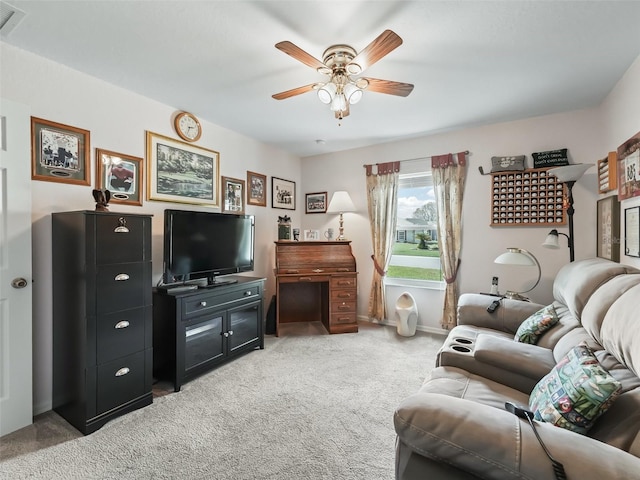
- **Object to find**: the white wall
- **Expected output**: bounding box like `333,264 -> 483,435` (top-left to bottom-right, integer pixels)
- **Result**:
301,54 -> 640,332
1,43 -> 302,414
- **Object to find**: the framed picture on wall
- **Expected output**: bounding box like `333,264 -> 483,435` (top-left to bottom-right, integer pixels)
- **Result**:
95,148 -> 143,206
305,191 -> 327,214
272,176 -> 295,210
596,196 -> 620,262
145,131 -> 220,207
624,206 -> 640,258
222,176 -> 245,214
246,170 -> 267,206
31,117 -> 91,185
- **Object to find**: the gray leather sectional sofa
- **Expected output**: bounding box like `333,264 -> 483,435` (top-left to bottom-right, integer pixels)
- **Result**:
394,258 -> 640,479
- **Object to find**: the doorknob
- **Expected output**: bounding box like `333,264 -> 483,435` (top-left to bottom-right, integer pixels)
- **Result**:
11,278 -> 28,289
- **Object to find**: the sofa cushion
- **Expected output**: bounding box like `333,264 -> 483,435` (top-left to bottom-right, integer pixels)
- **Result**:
529,344 -> 622,434
514,304 -> 558,344
552,258 -> 639,322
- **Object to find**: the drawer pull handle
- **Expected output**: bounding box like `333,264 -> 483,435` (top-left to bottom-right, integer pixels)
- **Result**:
115,320 -> 130,329
115,273 -> 130,281
115,367 -> 130,377
337,281 -> 352,286
337,268 -> 350,272
223,332 -> 229,338
199,301 -> 207,307
299,277 -> 313,282
338,305 -> 350,310
114,217 -> 129,233
338,293 -> 351,298
228,330 -> 233,336
312,269 -> 324,273
286,269 -> 299,274
244,291 -> 253,296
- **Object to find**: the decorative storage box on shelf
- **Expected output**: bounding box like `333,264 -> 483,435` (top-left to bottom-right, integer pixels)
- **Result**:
597,152 -> 617,194
490,167 -> 567,227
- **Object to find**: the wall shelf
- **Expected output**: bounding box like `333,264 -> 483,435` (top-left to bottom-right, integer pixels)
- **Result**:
490,167 -> 567,227
598,151 -> 617,194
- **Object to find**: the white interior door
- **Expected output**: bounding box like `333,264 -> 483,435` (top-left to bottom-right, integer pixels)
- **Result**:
0,98 -> 33,436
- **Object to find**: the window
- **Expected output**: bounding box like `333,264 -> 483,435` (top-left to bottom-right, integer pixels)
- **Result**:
387,171 -> 443,286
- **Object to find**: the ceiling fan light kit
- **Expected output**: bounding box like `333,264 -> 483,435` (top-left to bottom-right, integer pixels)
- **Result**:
273,30 -> 413,121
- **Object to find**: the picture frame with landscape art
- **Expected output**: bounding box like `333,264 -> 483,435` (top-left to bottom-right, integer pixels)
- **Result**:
31,117 -> 90,185
305,191 -> 327,214
222,176 -> 245,214
146,131 -> 220,207
95,148 -> 143,206
596,195 -> 620,262
247,170 -> 267,206
271,176 -> 295,210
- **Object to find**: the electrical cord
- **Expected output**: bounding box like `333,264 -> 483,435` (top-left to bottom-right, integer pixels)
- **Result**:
505,402 -> 567,480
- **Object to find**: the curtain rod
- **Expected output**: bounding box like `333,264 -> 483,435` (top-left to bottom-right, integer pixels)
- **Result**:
363,150 -> 470,168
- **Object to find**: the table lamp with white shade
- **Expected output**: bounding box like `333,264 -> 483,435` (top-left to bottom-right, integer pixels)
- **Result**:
327,191 -> 356,241
494,247 -> 541,301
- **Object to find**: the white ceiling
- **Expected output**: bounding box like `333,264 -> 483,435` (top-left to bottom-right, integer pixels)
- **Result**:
3,1 -> 640,158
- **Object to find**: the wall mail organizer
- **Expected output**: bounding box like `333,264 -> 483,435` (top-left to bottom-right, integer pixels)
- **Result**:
490,167 -> 567,227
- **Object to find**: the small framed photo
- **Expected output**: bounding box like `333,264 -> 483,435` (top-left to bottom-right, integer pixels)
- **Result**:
31,117 -> 90,185
247,170 -> 267,207
95,148 -> 143,206
272,176 -> 295,210
596,196 -> 620,261
303,229 -> 320,241
305,191 -> 327,214
146,131 -> 220,207
222,176 -> 245,214
624,206 -> 640,257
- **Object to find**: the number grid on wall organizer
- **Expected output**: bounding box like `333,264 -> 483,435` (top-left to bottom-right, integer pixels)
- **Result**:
490,168 -> 567,227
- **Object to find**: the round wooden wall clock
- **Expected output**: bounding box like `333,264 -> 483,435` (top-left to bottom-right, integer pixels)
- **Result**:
174,111 -> 202,142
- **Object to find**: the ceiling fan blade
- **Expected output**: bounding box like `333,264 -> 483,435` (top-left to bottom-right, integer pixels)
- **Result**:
272,84 -> 316,100
275,41 -> 326,70
364,78 -> 414,97
349,30 -> 403,73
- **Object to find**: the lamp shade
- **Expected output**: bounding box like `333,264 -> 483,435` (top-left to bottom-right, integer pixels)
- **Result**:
494,247 -> 536,266
548,163 -> 592,183
327,191 -> 355,213
542,229 -> 560,249
494,247 -> 542,300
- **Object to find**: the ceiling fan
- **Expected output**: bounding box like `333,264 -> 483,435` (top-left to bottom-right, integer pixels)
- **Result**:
272,30 -> 414,120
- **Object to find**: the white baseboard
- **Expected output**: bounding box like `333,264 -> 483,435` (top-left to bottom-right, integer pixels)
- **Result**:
358,316 -> 449,337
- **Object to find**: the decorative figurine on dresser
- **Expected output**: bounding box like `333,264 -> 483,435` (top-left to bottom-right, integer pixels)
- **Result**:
52,211 -> 153,434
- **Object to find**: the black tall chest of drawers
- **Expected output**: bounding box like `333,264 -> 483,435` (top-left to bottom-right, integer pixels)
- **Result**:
52,211 -> 153,434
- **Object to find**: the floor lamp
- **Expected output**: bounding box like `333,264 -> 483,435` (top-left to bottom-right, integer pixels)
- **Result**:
543,163 -> 592,262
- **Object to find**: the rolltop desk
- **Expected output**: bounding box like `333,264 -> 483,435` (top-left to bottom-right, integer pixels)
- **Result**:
274,241 -> 358,335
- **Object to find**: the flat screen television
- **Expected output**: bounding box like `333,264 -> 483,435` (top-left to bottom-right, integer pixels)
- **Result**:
163,209 -> 255,286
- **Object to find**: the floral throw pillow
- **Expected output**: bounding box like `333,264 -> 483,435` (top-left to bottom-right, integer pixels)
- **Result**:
514,305 -> 559,344
529,344 -> 622,434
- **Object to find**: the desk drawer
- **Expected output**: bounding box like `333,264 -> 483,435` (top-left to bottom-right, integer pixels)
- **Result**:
331,299 -> 356,314
277,275 -> 331,284
331,289 -> 356,302
331,276 -> 357,289
330,311 -> 357,325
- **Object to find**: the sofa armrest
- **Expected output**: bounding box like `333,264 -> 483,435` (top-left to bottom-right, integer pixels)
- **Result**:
474,334 -> 556,385
457,293 -> 544,334
394,393 -> 640,479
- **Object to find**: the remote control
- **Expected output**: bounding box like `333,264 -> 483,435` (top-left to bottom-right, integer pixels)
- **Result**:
487,299 -> 501,313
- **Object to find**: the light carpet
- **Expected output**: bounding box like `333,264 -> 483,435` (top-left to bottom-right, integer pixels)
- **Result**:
0,321 -> 444,480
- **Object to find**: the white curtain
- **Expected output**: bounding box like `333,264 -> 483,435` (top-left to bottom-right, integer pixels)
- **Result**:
365,162 -> 400,320
432,152 -> 467,329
